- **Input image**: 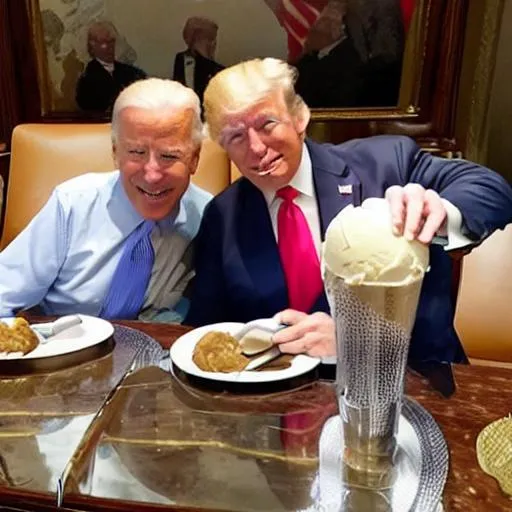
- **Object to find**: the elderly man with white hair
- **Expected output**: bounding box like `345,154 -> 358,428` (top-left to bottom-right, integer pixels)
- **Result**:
76,20 -> 147,112
0,79 -> 211,321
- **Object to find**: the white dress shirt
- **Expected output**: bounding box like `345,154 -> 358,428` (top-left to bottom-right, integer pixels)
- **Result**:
184,53 -> 195,90
0,172 -> 212,318
263,144 -> 322,258
96,58 -> 115,74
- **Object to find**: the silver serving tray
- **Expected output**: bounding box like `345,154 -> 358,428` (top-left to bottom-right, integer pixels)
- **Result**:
315,397 -> 448,512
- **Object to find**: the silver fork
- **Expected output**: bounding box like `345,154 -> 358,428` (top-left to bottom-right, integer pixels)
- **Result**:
232,318 -> 288,371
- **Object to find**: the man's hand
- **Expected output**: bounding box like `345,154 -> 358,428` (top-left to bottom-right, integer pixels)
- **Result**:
385,184 -> 447,244
271,310 -> 336,357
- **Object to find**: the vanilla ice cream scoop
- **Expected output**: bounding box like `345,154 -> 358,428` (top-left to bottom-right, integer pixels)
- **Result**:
322,199 -> 429,286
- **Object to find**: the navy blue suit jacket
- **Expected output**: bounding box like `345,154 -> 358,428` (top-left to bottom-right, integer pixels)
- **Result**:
186,136 -> 512,363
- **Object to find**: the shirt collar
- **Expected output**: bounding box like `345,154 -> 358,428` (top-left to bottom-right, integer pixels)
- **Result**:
263,143 -> 314,206
317,37 -> 345,59
96,58 -> 115,73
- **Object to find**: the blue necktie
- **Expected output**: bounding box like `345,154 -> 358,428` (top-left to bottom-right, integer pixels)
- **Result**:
100,220 -> 155,320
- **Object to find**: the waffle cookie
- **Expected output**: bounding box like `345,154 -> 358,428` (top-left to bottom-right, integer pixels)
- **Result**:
476,414 -> 512,496
0,318 -> 40,355
192,331 -> 249,373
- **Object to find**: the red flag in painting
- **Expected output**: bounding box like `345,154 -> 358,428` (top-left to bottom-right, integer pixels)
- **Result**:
400,0 -> 416,32
263,0 -> 329,61
264,0 -> 416,60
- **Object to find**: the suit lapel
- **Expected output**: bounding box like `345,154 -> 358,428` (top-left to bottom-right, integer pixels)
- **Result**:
306,139 -> 361,315
237,180 -> 289,312
193,55 -> 203,86
175,53 -> 185,83
306,139 -> 362,240
194,54 -> 213,91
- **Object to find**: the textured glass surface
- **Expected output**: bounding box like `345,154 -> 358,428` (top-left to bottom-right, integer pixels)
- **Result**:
0,323 -> 448,511
0,325 -> 163,494
324,268 -> 424,492
62,365 -> 338,511
60,366 -> 447,512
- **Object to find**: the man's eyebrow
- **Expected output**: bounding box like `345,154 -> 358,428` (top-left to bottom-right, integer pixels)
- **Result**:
254,111 -> 279,120
221,126 -> 244,136
219,124 -> 246,144
159,147 -> 184,154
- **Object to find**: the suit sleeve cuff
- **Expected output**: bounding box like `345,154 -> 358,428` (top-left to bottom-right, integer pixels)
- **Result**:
438,199 -> 474,251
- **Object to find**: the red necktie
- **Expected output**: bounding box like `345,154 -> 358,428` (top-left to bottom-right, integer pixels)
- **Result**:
276,186 -> 323,312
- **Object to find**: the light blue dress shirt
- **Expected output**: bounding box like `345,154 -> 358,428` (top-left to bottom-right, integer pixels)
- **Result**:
0,171 -> 211,318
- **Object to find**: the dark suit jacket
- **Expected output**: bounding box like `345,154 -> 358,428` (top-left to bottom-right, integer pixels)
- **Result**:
76,59 -> 147,112
295,37 -> 366,108
295,33 -> 402,108
172,51 -> 224,104
186,136 -> 512,363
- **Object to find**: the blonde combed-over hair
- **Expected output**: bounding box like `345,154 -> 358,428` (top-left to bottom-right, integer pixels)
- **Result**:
203,58 -> 309,142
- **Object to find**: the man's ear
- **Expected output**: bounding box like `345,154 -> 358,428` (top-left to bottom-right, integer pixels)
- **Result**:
189,145 -> 201,175
112,142 -> 119,167
294,106 -> 311,137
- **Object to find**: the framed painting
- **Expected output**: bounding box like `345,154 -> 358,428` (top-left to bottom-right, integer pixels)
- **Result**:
28,0 -> 470,152
31,0 -> 422,111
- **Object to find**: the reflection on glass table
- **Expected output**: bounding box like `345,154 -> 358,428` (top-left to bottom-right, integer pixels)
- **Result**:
0,324 -> 164,495
61,366 -> 337,511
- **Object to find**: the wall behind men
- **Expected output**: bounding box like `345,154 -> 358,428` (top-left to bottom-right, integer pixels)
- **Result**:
108,0 -> 287,77
39,0 -> 287,110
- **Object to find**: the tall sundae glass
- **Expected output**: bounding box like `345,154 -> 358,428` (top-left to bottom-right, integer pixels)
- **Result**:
322,199 -> 429,493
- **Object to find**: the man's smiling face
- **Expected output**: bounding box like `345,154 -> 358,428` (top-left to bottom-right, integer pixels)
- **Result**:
219,91 -> 308,192
113,106 -> 200,220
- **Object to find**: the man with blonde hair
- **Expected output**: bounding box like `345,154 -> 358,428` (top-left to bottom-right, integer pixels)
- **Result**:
0,78 -> 211,320
76,20 -> 146,112
186,57 -> 512,366
172,16 -> 224,105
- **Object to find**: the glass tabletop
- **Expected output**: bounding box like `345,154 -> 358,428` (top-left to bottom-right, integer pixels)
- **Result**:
0,325 -> 164,495
60,365 -> 338,511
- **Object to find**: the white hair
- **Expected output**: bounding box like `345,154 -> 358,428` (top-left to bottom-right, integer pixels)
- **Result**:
88,20 -> 117,38
111,78 -> 204,146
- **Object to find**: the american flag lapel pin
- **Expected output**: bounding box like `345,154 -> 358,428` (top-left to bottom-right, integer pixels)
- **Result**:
338,184 -> 353,195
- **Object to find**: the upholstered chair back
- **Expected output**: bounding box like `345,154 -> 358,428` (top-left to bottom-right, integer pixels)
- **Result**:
1,123 -> 230,249
455,225 -> 512,367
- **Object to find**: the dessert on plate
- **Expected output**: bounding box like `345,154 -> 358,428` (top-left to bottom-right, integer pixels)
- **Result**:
0,318 -> 39,356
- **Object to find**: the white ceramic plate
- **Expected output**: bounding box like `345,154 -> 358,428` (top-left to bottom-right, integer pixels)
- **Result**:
0,315 -> 114,360
169,322 -> 321,383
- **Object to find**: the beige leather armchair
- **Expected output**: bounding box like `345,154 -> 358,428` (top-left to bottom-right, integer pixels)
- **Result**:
0,123 -> 230,249
231,161 -> 242,183
455,225 -> 512,367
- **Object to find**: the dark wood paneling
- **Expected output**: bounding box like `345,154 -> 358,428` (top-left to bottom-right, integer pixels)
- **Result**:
0,1 -> 41,144
0,152 -> 10,233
